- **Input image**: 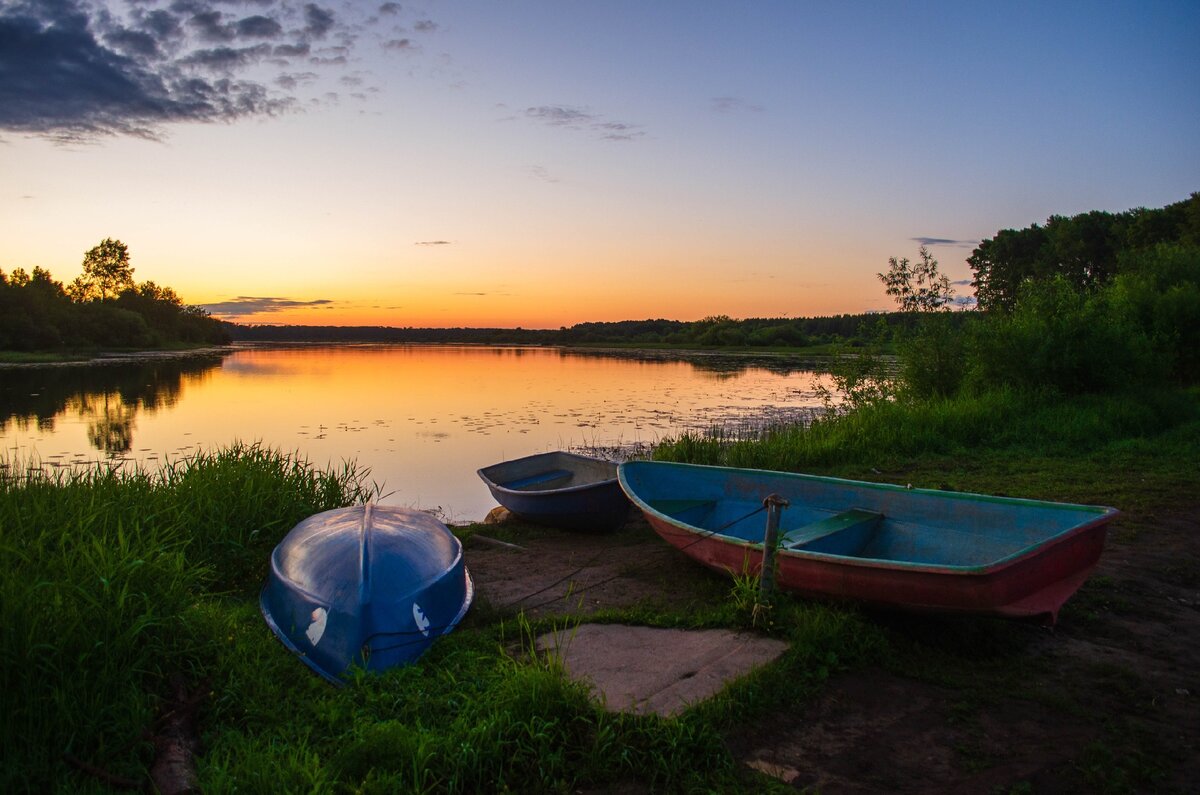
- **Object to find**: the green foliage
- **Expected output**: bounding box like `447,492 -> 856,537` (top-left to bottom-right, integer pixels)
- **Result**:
1110,242 -> 1200,383
1,239 -> 229,352
968,193 -> 1199,312
966,276 -> 1160,395
0,445 -> 375,791
814,318 -> 897,412
655,387 -> 1198,471
897,312 -> 970,399
879,246 -> 955,312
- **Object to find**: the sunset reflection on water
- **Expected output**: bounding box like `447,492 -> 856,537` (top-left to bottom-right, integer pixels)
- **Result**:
1,345 -> 836,521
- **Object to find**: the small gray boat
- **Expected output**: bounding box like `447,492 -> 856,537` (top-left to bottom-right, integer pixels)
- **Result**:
478,451 -> 631,532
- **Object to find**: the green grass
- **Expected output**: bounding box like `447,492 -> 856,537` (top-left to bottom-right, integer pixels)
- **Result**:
3,386 -> 1197,791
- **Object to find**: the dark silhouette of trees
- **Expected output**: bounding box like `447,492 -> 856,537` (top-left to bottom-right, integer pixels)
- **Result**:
969,193 -> 1199,312
878,246 -> 955,312
1,239 -> 229,352
69,238 -> 136,301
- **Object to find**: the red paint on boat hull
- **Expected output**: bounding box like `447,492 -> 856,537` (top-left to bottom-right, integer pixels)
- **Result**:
643,513 -> 1108,624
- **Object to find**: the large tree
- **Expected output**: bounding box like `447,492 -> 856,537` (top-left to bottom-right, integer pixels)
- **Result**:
68,238 -> 135,301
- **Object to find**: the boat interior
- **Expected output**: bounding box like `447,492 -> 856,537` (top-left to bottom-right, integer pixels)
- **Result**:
482,452 -> 618,492
647,496 -> 1085,568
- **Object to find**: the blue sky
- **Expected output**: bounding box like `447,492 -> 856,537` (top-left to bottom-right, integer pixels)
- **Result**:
2,1 -> 1197,326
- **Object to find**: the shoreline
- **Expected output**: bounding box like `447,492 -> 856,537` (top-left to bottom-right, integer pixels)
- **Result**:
0,340 -> 840,370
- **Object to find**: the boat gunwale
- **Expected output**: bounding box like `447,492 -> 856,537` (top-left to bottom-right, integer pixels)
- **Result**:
618,461 -> 1119,576
477,451 -> 620,497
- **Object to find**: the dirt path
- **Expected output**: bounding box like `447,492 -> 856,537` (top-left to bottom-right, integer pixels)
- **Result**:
464,508 -> 1198,792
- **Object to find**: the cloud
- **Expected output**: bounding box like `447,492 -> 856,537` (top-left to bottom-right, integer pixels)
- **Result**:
415,240 -> 451,246
523,105 -> 644,141
712,96 -> 763,113
528,165 -> 559,183
454,291 -> 510,297
911,237 -> 978,248
950,279 -> 973,286
0,0 -> 423,141
303,4 -> 335,39
199,296 -> 334,317
235,15 -> 282,39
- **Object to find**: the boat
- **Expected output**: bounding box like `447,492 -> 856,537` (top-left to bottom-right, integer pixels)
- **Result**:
478,451 -> 631,532
618,461 -> 1118,624
260,504 -> 473,683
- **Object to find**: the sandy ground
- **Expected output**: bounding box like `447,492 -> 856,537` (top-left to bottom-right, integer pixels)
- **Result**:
464,506 -> 1198,792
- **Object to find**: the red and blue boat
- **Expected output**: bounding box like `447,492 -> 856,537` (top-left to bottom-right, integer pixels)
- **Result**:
618,461 -> 1117,624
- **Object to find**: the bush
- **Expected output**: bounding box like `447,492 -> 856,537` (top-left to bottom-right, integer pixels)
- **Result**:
897,312 -> 970,399
966,276 -> 1161,395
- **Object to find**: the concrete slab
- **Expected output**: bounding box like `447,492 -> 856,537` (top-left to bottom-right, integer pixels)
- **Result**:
536,624 -> 789,717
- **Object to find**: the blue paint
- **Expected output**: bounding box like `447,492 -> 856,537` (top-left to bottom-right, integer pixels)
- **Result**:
478,451 -> 630,532
260,504 -> 473,684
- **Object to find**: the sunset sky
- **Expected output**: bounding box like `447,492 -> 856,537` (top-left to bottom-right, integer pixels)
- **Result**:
2,1 -> 1197,328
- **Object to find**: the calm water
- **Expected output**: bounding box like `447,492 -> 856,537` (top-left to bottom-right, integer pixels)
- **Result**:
1,344 -> 835,521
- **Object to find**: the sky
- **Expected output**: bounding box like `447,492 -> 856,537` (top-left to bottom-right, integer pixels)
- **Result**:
2,1 -> 1198,328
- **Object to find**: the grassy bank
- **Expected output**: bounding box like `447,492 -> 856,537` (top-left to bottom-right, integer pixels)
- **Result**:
3,387 -> 1197,791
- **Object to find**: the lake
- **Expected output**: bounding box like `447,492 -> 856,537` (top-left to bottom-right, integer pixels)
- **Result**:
1,344 -> 836,521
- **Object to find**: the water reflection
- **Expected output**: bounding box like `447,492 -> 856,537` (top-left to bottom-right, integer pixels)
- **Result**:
0,354 -> 225,455
1,345 -> 835,518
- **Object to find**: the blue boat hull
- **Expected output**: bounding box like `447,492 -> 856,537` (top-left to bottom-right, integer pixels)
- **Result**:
260,504 -> 473,683
478,451 -> 630,532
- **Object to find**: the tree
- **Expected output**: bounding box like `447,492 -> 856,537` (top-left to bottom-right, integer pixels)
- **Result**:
68,238 -> 135,301
878,246 -> 954,312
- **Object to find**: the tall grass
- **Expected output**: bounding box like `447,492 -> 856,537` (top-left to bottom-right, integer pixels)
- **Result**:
653,387 -> 1199,472
1,444 -> 787,792
0,443 -> 375,791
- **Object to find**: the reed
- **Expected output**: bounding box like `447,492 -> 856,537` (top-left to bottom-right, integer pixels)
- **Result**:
652,388 -> 1199,472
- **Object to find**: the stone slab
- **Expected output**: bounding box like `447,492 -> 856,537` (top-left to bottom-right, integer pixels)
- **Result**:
536,623 -> 789,717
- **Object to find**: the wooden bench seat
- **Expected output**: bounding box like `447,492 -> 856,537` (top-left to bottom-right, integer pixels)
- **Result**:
501,469 -> 572,490
780,508 -> 883,550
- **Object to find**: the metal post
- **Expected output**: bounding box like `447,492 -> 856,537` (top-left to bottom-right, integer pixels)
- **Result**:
760,493 -> 790,595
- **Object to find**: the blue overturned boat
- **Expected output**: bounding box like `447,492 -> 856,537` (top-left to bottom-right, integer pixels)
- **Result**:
478,451 -> 631,532
260,504 -> 473,684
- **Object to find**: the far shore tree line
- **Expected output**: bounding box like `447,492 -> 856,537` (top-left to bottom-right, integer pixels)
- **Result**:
3,194 -> 1197,385
0,238 -> 230,352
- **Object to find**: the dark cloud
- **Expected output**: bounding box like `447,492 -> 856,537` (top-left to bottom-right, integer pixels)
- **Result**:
182,43 -> 271,71
200,296 -> 334,317
0,0 -> 408,141
524,105 -> 644,141
415,240 -> 450,246
104,26 -> 159,58
414,19 -> 436,32
272,42 -> 309,57
187,10 -> 234,43
911,237 -> 978,247
383,37 -> 413,50
302,3 -> 334,39
528,165 -> 559,183
234,15 -> 282,39
712,96 -> 763,113
950,279 -> 973,286
378,3 -> 401,15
